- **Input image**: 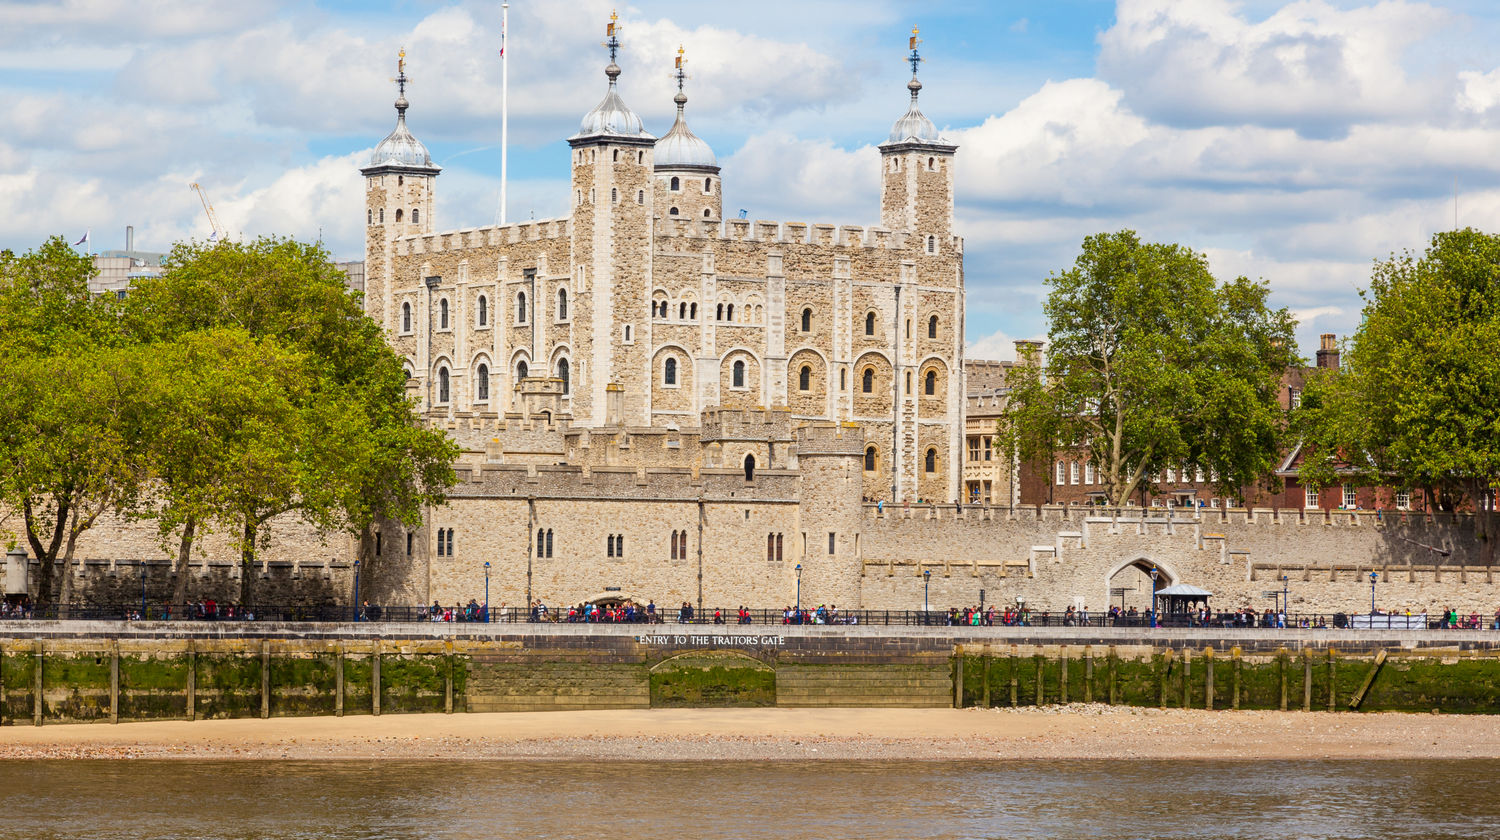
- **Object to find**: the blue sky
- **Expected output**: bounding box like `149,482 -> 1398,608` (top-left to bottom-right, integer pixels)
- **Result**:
7,0 -> 1500,360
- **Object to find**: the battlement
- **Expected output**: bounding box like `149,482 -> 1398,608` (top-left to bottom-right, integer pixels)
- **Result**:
700,406 -> 793,442
653,216 -> 966,255
396,217 -> 572,256
449,461 -> 801,502
793,420 -> 865,456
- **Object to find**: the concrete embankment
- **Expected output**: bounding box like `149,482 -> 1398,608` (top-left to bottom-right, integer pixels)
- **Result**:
2,621 -> 1498,724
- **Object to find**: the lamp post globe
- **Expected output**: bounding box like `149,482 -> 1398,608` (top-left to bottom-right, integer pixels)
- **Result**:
1149,568 -> 1160,628
484,561 -> 491,622
353,559 -> 361,623
1281,574 -> 1290,626
1369,571 -> 1378,617
794,564 -> 803,614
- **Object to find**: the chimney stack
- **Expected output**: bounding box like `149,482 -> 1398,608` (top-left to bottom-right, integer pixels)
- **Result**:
125,225 -> 134,253
1315,333 -> 1339,370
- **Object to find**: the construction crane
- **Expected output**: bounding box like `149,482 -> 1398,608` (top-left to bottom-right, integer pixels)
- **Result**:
189,182 -> 227,242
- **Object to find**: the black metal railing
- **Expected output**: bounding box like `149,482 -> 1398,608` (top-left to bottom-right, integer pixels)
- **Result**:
1,604 -> 1495,630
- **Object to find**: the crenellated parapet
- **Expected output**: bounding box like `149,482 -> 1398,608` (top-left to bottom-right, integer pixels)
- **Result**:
700,406 -> 793,443
793,420 -> 866,457
652,216 -> 964,255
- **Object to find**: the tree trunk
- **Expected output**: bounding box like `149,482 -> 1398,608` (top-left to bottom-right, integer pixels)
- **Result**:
22,496 -> 69,610
57,506 -> 82,607
171,516 -> 197,606
238,517 -> 257,606
1471,479 -> 1494,567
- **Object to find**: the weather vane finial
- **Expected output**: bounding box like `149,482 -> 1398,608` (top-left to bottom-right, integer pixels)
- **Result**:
907,26 -> 923,77
394,47 -> 410,107
674,44 -> 687,91
603,10 -> 621,64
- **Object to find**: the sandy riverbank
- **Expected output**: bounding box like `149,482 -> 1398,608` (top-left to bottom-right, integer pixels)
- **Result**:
4,706 -> 1500,761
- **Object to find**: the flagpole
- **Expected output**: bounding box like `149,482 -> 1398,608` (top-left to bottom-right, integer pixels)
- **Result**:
499,0 -> 509,226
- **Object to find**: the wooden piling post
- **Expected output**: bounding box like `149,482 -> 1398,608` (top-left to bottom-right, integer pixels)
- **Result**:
1332,645 -> 1344,711
1231,647 -> 1241,710
1084,647 -> 1094,704
1348,649 -> 1387,710
982,654 -> 991,708
109,642 -> 120,724
1181,648 -> 1191,708
33,640 -> 43,726
372,639 -> 382,716
1278,647 -> 1288,712
0,642 -> 7,728
260,640 -> 271,719
1158,649 -> 1172,709
1204,647 -> 1215,710
954,653 -> 964,708
1034,653 -> 1044,706
1302,651 -> 1313,712
1108,646 -> 1119,705
185,640 -> 196,722
334,643 -> 345,718
444,641 -> 455,715
1059,647 -> 1069,704
1009,647 -> 1019,707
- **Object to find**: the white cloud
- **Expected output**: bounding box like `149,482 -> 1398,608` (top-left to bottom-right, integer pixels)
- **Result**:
1098,0 -> 1450,134
720,132 -> 879,223
967,328 -> 1032,362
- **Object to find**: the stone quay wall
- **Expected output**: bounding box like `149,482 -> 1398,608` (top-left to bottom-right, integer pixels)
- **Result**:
4,623 -> 1500,721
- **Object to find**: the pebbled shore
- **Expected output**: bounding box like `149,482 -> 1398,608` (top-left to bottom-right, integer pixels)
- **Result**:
4,706 -> 1500,761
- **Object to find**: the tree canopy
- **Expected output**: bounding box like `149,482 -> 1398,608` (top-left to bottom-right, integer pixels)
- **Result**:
0,235 -> 457,606
1298,228 -> 1500,552
1000,230 -> 1299,506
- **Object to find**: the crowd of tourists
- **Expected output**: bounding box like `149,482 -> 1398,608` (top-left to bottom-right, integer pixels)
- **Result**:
781,604 -> 857,625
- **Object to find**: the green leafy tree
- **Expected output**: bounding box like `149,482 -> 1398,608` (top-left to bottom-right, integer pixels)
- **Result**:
0,237 -> 149,605
1299,228 -> 1500,557
1000,230 -> 1299,506
126,237 -> 457,602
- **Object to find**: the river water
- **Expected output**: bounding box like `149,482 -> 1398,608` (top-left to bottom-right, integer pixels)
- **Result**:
1,759 -> 1496,839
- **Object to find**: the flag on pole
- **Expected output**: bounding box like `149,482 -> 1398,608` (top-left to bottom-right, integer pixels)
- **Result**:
73,230 -> 90,247
209,230 -> 219,242
499,16 -> 505,56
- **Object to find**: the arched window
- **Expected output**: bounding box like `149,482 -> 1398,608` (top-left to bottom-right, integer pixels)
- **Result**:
799,365 -> 811,391
928,315 -> 938,338
439,298 -> 449,329
905,371 -> 912,394
517,291 -> 527,323
704,177 -> 712,193
610,187 -> 617,204
669,206 -> 679,216
732,359 -> 746,388
716,303 -> 724,321
690,303 -> 697,319
801,308 -> 812,332
925,448 -> 937,473
925,370 -> 937,395
905,319 -> 911,338
767,533 -> 776,561
864,446 -> 877,471
637,190 -> 644,204
743,454 -> 755,481
517,360 -> 528,380
926,235 -> 936,254
556,358 -> 569,394
412,209 -> 419,224
477,295 -> 488,326
437,367 -> 450,404
476,364 -> 489,401
401,302 -> 412,333
862,368 -> 874,393
679,302 -> 687,319
726,304 -> 735,321
395,209 -> 403,222
840,368 -> 847,390
664,357 -> 677,385
865,312 -> 876,336
670,176 -> 680,191
546,529 -> 553,557
703,208 -> 711,218
367,209 -> 372,225
537,528 -> 545,557
928,156 -> 936,170
557,288 -> 568,320
379,208 -> 385,223
775,533 -> 783,562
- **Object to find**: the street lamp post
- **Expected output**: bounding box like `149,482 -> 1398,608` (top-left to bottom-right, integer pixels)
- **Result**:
139,560 -> 147,620
923,569 -> 932,623
484,561 -> 491,622
1279,574 -> 1290,627
353,559 -> 361,623
1369,571 -> 1378,617
1149,568 -> 1160,628
795,564 -> 803,617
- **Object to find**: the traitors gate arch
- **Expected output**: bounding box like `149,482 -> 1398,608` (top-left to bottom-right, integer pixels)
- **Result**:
1104,556 -> 1181,612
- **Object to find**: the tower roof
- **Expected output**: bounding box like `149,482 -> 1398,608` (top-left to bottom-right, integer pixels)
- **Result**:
654,46 -> 718,171
366,50 -> 440,173
881,27 -> 950,148
571,12 -> 654,143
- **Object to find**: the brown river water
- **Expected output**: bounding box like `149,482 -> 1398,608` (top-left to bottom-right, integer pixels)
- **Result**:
1,759 -> 1497,839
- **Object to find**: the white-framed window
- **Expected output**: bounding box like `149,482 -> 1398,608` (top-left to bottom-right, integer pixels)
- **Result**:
1085,461 -> 1096,485
1070,461 -> 1079,485
1342,484 -> 1357,509
1166,467 -> 1177,483
1305,487 -> 1319,508
1395,490 -> 1411,510
1289,388 -> 1302,408
1056,461 -> 1066,485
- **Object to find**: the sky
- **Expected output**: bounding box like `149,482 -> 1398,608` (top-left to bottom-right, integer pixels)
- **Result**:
6,0 -> 1500,361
